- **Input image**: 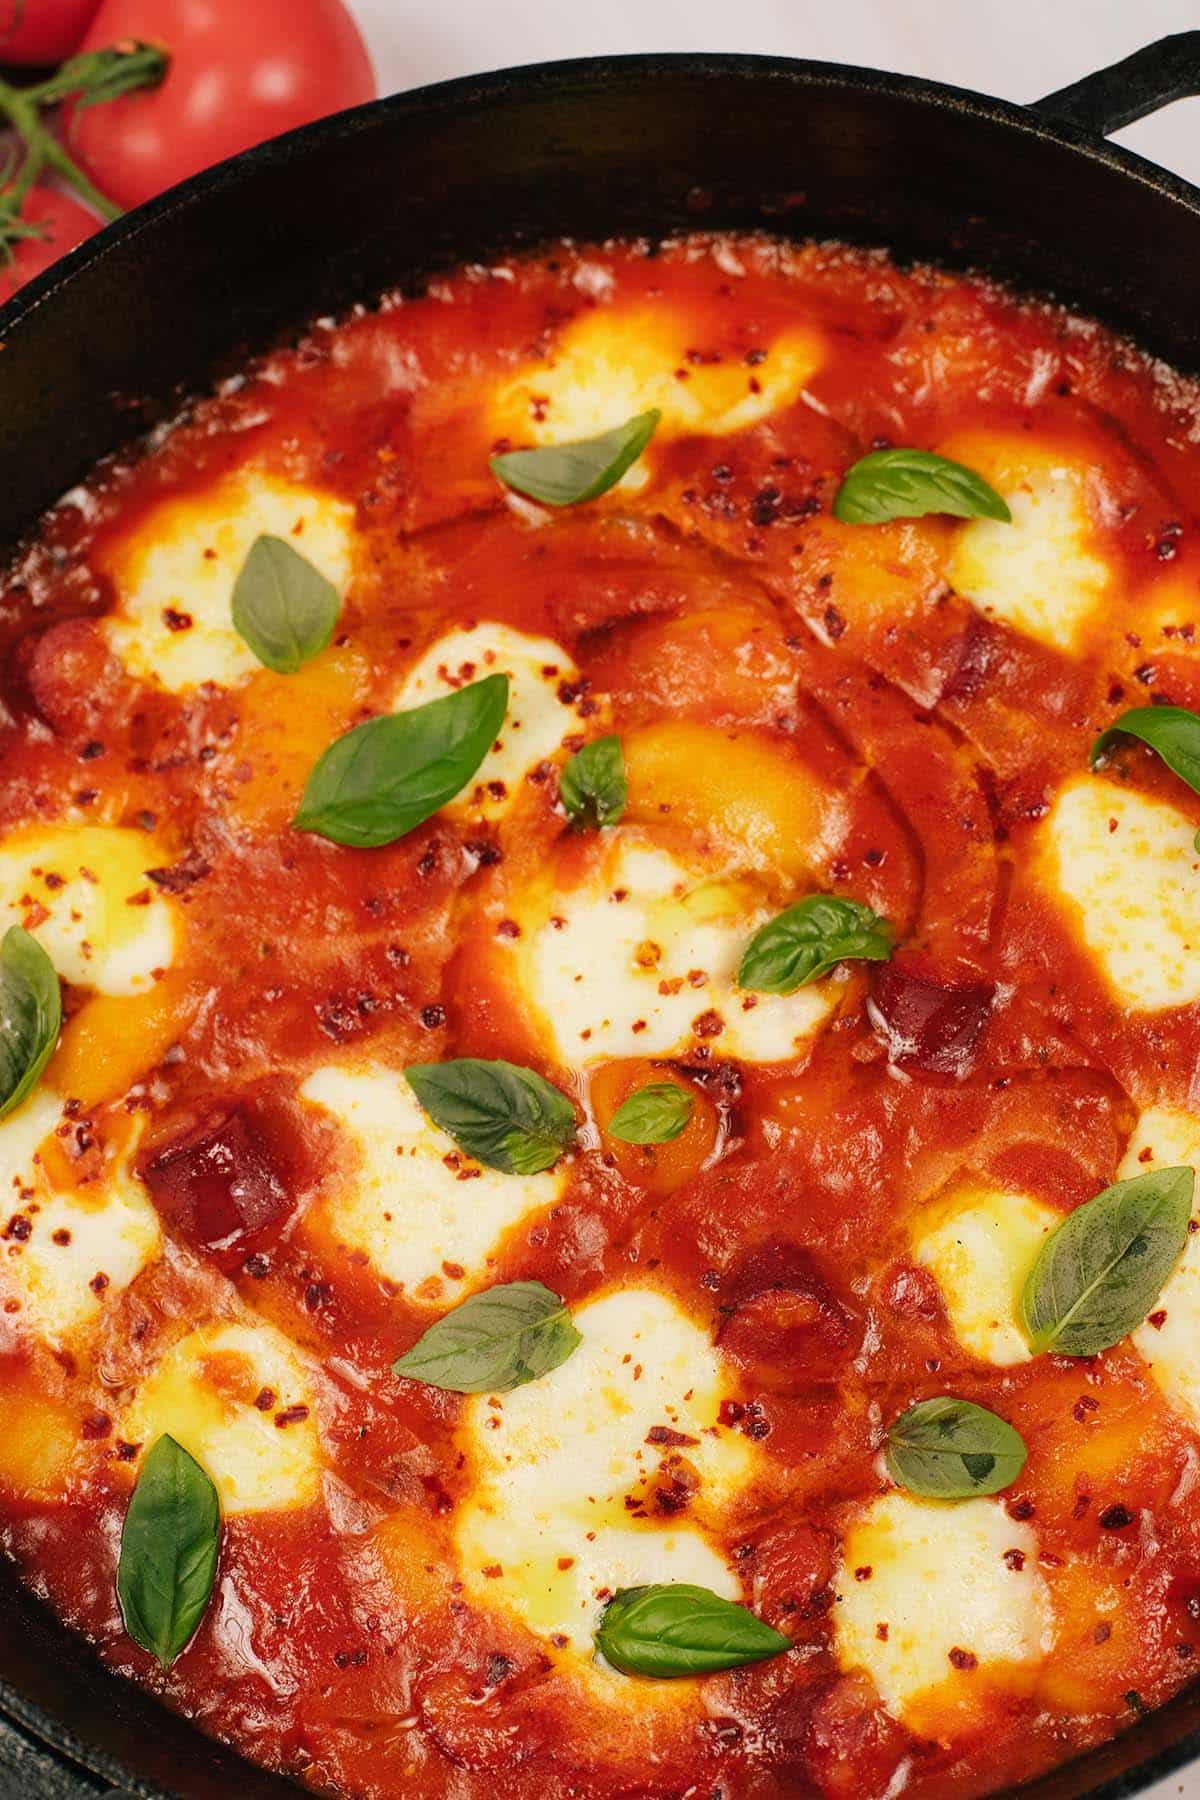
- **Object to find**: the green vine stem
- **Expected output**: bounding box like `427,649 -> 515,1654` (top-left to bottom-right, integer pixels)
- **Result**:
0,42 -> 169,242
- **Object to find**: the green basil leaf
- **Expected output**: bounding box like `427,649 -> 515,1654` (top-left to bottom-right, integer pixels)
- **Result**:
886,1396 -> 1027,1500
833,448 -> 1011,526
595,1583 -> 791,1679
405,1057 -> 576,1175
560,735 -> 626,830
392,1279 -> 580,1392
608,1082 -> 694,1145
490,409 -> 661,507
738,896 -> 893,995
117,1434 -> 221,1669
1021,1165 -> 1193,1357
0,925 -> 61,1119
294,672 -> 509,848
231,534 -> 341,675
1091,704 -> 1200,797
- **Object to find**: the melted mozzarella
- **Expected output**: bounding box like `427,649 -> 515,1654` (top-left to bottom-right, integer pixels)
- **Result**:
947,445 -> 1111,652
391,624 -> 600,823
101,472 -> 355,693
492,306 -> 823,491
121,1321 -> 320,1515
455,1285 -> 752,1655
511,835 -> 839,1065
0,825 -> 177,995
1120,1108 -> 1200,1429
0,1091 -> 160,1343
300,1064 -> 565,1304
913,1186 -> 1057,1366
835,1494 -> 1049,1725
1039,775 -> 1200,1011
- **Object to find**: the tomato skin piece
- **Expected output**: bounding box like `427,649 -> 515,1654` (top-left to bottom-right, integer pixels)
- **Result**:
0,185 -> 101,300
65,0 -> 376,209
0,0 -> 101,63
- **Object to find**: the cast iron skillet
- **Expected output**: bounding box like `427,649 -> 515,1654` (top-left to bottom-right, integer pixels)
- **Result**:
2,31 -> 1200,1800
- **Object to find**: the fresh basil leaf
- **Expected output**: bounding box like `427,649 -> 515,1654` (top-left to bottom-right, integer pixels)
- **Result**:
392,1279 -> 580,1392
405,1057 -> 576,1175
560,735 -> 626,830
1021,1166 -> 1193,1357
595,1583 -> 790,1679
1091,704 -> 1200,799
0,926 -> 61,1119
490,409 -> 661,507
117,1434 -> 220,1669
738,896 -> 893,995
833,448 -> 1011,526
608,1082 -> 694,1145
886,1396 -> 1027,1499
231,534 -> 341,675
294,672 -> 509,848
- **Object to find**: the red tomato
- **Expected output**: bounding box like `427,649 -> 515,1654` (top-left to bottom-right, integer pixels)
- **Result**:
0,186 -> 100,300
0,0 -> 101,62
66,0 -> 376,210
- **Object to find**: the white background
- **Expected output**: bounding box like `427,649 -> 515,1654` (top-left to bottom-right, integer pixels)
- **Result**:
349,4 -> 1200,1797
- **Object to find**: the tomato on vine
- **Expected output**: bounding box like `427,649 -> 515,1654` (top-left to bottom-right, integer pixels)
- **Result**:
0,0 -> 102,64
66,0 -> 376,210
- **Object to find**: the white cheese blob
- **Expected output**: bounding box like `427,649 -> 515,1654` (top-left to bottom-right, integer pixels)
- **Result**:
391,623 -> 600,823
492,306 -> 824,492
948,450 -> 1111,652
0,1091 -> 160,1344
913,1186 -> 1058,1366
455,1285 -> 752,1656
1039,775 -> 1200,1011
512,835 -> 838,1066
1120,1108 -> 1200,1430
300,1063 -> 565,1304
101,472 -> 355,693
835,1494 -> 1049,1724
0,825 -> 177,995
120,1321 -> 320,1515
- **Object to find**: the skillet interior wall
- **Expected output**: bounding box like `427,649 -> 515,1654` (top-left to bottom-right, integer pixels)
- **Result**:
4,51 -> 1200,1800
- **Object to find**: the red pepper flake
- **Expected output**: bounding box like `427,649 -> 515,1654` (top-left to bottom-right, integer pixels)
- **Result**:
1094,1621 -> 1112,1644
645,1426 -> 700,1448
948,1647 -> 978,1671
254,1388 -> 277,1412
51,1228 -> 71,1246
1099,1504 -> 1135,1530
1003,1548 -> 1026,1571
89,1272 -> 109,1295
496,919 -> 521,940
1073,1394 -> 1099,1422
125,888 -> 152,907
275,1405 -> 310,1430
3,1215 -> 31,1242
481,1564 -> 503,1579
1148,1309 -> 1168,1330
692,1009 -> 725,1039
557,1556 -> 575,1571
162,608 -> 193,632
854,1565 -> 873,1582
80,1412 -> 111,1441
875,1622 -> 889,1641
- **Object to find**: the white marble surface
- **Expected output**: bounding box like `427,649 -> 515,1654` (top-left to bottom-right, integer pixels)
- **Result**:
346,5 -> 1200,1797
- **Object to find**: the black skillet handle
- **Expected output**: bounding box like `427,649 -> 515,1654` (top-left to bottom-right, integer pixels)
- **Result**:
1033,31 -> 1200,135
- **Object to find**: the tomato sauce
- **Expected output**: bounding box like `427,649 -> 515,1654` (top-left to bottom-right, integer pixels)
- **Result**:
3,233 -> 1200,1799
